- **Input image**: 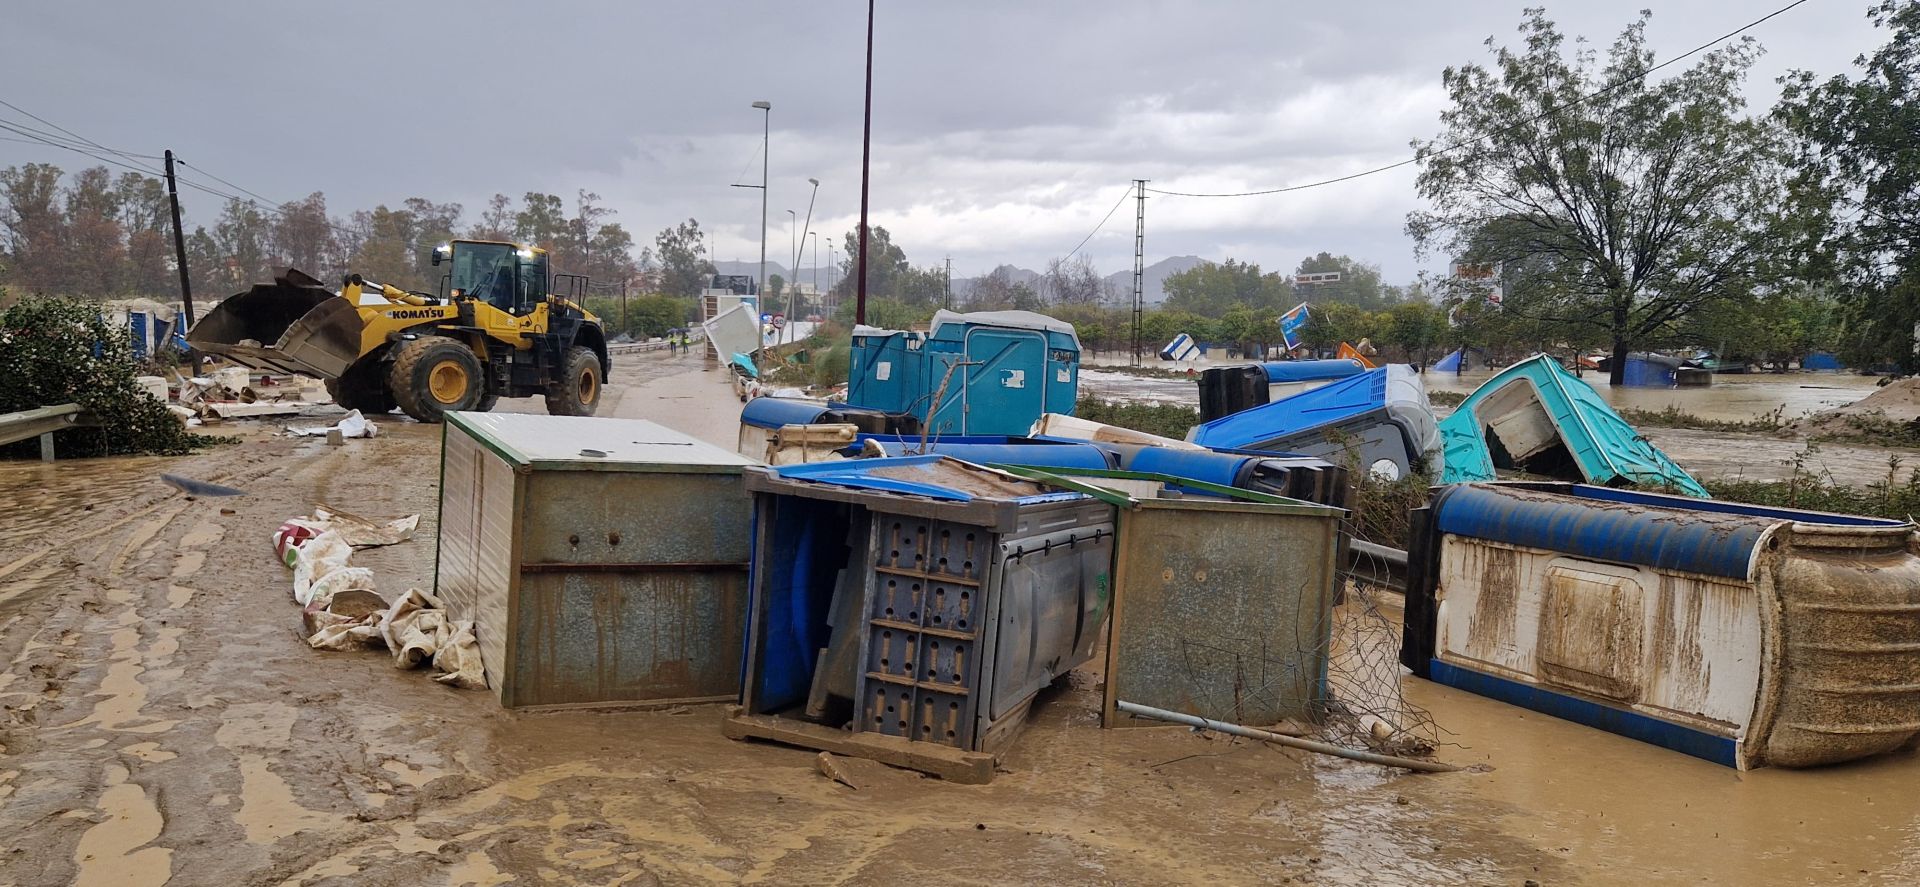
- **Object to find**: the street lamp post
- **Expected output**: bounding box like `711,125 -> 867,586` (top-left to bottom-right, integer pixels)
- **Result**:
785,208 -> 796,342
794,177 -> 819,343
808,231 -> 818,314
731,101 -> 771,317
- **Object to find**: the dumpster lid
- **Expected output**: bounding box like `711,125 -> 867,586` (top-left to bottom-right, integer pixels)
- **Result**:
447,412 -> 758,472
771,454 -> 1083,503
930,309 -> 1080,349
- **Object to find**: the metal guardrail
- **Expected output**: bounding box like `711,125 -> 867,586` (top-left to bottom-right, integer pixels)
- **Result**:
1346,538 -> 1409,593
608,332 -> 709,357
0,403 -> 92,462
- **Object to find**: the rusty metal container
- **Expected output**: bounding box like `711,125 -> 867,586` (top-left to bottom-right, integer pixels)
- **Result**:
1402,482 -> 1920,769
994,467 -> 1347,729
434,412 -> 758,709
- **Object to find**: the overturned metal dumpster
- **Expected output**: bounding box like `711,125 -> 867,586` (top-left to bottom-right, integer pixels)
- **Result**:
997,467 -> 1346,729
726,455 -> 1114,782
434,413 -> 758,709
1402,482 -> 1920,769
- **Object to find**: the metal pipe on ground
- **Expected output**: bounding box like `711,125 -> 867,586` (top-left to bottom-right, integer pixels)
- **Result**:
1115,700 -> 1462,774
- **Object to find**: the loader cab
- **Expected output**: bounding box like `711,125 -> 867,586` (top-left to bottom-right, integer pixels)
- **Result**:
435,240 -> 548,315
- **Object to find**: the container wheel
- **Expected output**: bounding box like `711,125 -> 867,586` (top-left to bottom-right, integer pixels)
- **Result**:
545,346 -> 603,417
390,335 -> 484,423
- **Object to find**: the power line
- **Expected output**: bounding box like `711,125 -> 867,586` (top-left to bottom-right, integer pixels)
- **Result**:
0,98 -> 164,161
1145,0 -> 1811,198
1060,185 -> 1135,263
177,159 -> 292,208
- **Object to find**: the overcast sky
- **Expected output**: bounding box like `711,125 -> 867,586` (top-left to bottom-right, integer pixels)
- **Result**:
0,1 -> 1886,283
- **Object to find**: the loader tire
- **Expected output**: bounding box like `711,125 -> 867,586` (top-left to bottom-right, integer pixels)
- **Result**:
544,346 -> 603,417
475,393 -> 500,413
391,336 -> 484,423
324,360 -> 396,415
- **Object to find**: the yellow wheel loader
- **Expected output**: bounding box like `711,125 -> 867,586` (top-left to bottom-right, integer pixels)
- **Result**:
188,240 -> 609,423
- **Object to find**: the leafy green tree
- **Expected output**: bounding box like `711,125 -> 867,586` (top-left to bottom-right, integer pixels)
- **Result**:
1382,301 -> 1449,364
1162,258 -> 1286,316
1294,253 -> 1388,309
832,226 -> 911,302
1407,9 -> 1785,385
1776,1 -> 1920,372
654,219 -> 715,298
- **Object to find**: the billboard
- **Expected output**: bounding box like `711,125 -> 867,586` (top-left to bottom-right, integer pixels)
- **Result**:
1295,272 -> 1342,285
1450,261 -> 1503,305
1278,302 -> 1311,351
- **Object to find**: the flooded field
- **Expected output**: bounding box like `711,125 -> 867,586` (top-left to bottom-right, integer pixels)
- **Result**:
1084,358 -> 1880,422
4,350 -> 1919,885
1423,367 -> 1881,423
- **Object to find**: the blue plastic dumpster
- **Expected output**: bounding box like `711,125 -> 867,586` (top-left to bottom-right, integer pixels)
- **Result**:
732,456 -> 1113,768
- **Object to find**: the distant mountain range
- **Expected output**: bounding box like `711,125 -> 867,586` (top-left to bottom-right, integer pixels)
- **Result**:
710,254 -> 1208,305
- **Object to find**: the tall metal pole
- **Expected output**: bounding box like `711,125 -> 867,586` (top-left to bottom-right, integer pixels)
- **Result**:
795,177 -> 818,342
786,208 -> 796,342
856,0 -> 875,325
809,231 -> 818,311
163,150 -> 196,328
944,256 -> 952,310
1131,178 -> 1147,367
759,103 -> 770,308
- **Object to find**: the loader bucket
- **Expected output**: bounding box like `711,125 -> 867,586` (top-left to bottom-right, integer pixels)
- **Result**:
187,270 -> 365,380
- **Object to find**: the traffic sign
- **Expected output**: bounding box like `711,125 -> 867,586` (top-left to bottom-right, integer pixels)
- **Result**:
770,313 -> 786,329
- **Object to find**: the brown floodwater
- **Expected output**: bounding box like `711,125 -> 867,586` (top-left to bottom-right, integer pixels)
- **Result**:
1082,360 -> 1880,424
1422,368 -> 1881,423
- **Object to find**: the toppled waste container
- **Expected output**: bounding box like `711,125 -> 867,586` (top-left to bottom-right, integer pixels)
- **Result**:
1437,354 -> 1708,496
1402,482 -> 1920,769
1187,364 -> 1441,481
726,455 -> 1114,782
434,412 -> 759,708
994,466 -> 1345,729
1195,358 -> 1367,422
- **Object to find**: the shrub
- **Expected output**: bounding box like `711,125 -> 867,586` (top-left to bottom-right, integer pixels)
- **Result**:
0,295 -> 225,458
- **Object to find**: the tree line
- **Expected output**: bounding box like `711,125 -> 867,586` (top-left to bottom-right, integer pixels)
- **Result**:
1407,3 -> 1918,381
0,170 -> 730,310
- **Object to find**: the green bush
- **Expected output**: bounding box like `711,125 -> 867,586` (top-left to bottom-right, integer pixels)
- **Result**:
0,295 -> 225,458
1072,397 -> 1199,440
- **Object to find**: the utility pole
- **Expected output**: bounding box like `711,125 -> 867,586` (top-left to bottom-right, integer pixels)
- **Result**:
856,0 -> 875,325
163,150 -> 196,329
1131,178 -> 1147,367
944,255 -> 952,310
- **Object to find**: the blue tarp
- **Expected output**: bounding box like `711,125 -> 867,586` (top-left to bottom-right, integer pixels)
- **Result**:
1433,347 -> 1489,373
772,454 -> 1082,504
1804,352 -> 1841,371
858,441 -> 1115,471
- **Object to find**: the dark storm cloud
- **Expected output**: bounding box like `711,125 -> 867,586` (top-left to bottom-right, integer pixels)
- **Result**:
0,1 -> 1884,283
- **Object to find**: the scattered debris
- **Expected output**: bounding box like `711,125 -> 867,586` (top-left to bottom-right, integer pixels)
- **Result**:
287,409 -> 379,439
160,473 -> 245,497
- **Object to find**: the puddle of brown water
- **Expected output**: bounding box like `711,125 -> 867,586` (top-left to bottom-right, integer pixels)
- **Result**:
72,762 -> 171,887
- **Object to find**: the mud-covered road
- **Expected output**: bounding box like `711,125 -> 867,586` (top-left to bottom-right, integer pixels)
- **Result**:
4,352 -> 1919,885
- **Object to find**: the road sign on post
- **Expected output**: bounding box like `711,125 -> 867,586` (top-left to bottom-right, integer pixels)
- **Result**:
770,314 -> 786,330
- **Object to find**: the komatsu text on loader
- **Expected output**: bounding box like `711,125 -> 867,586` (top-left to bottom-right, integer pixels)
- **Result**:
187,240 -> 608,422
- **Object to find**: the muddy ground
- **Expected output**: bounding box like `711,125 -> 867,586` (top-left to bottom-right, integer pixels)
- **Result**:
5,352 -> 1920,886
